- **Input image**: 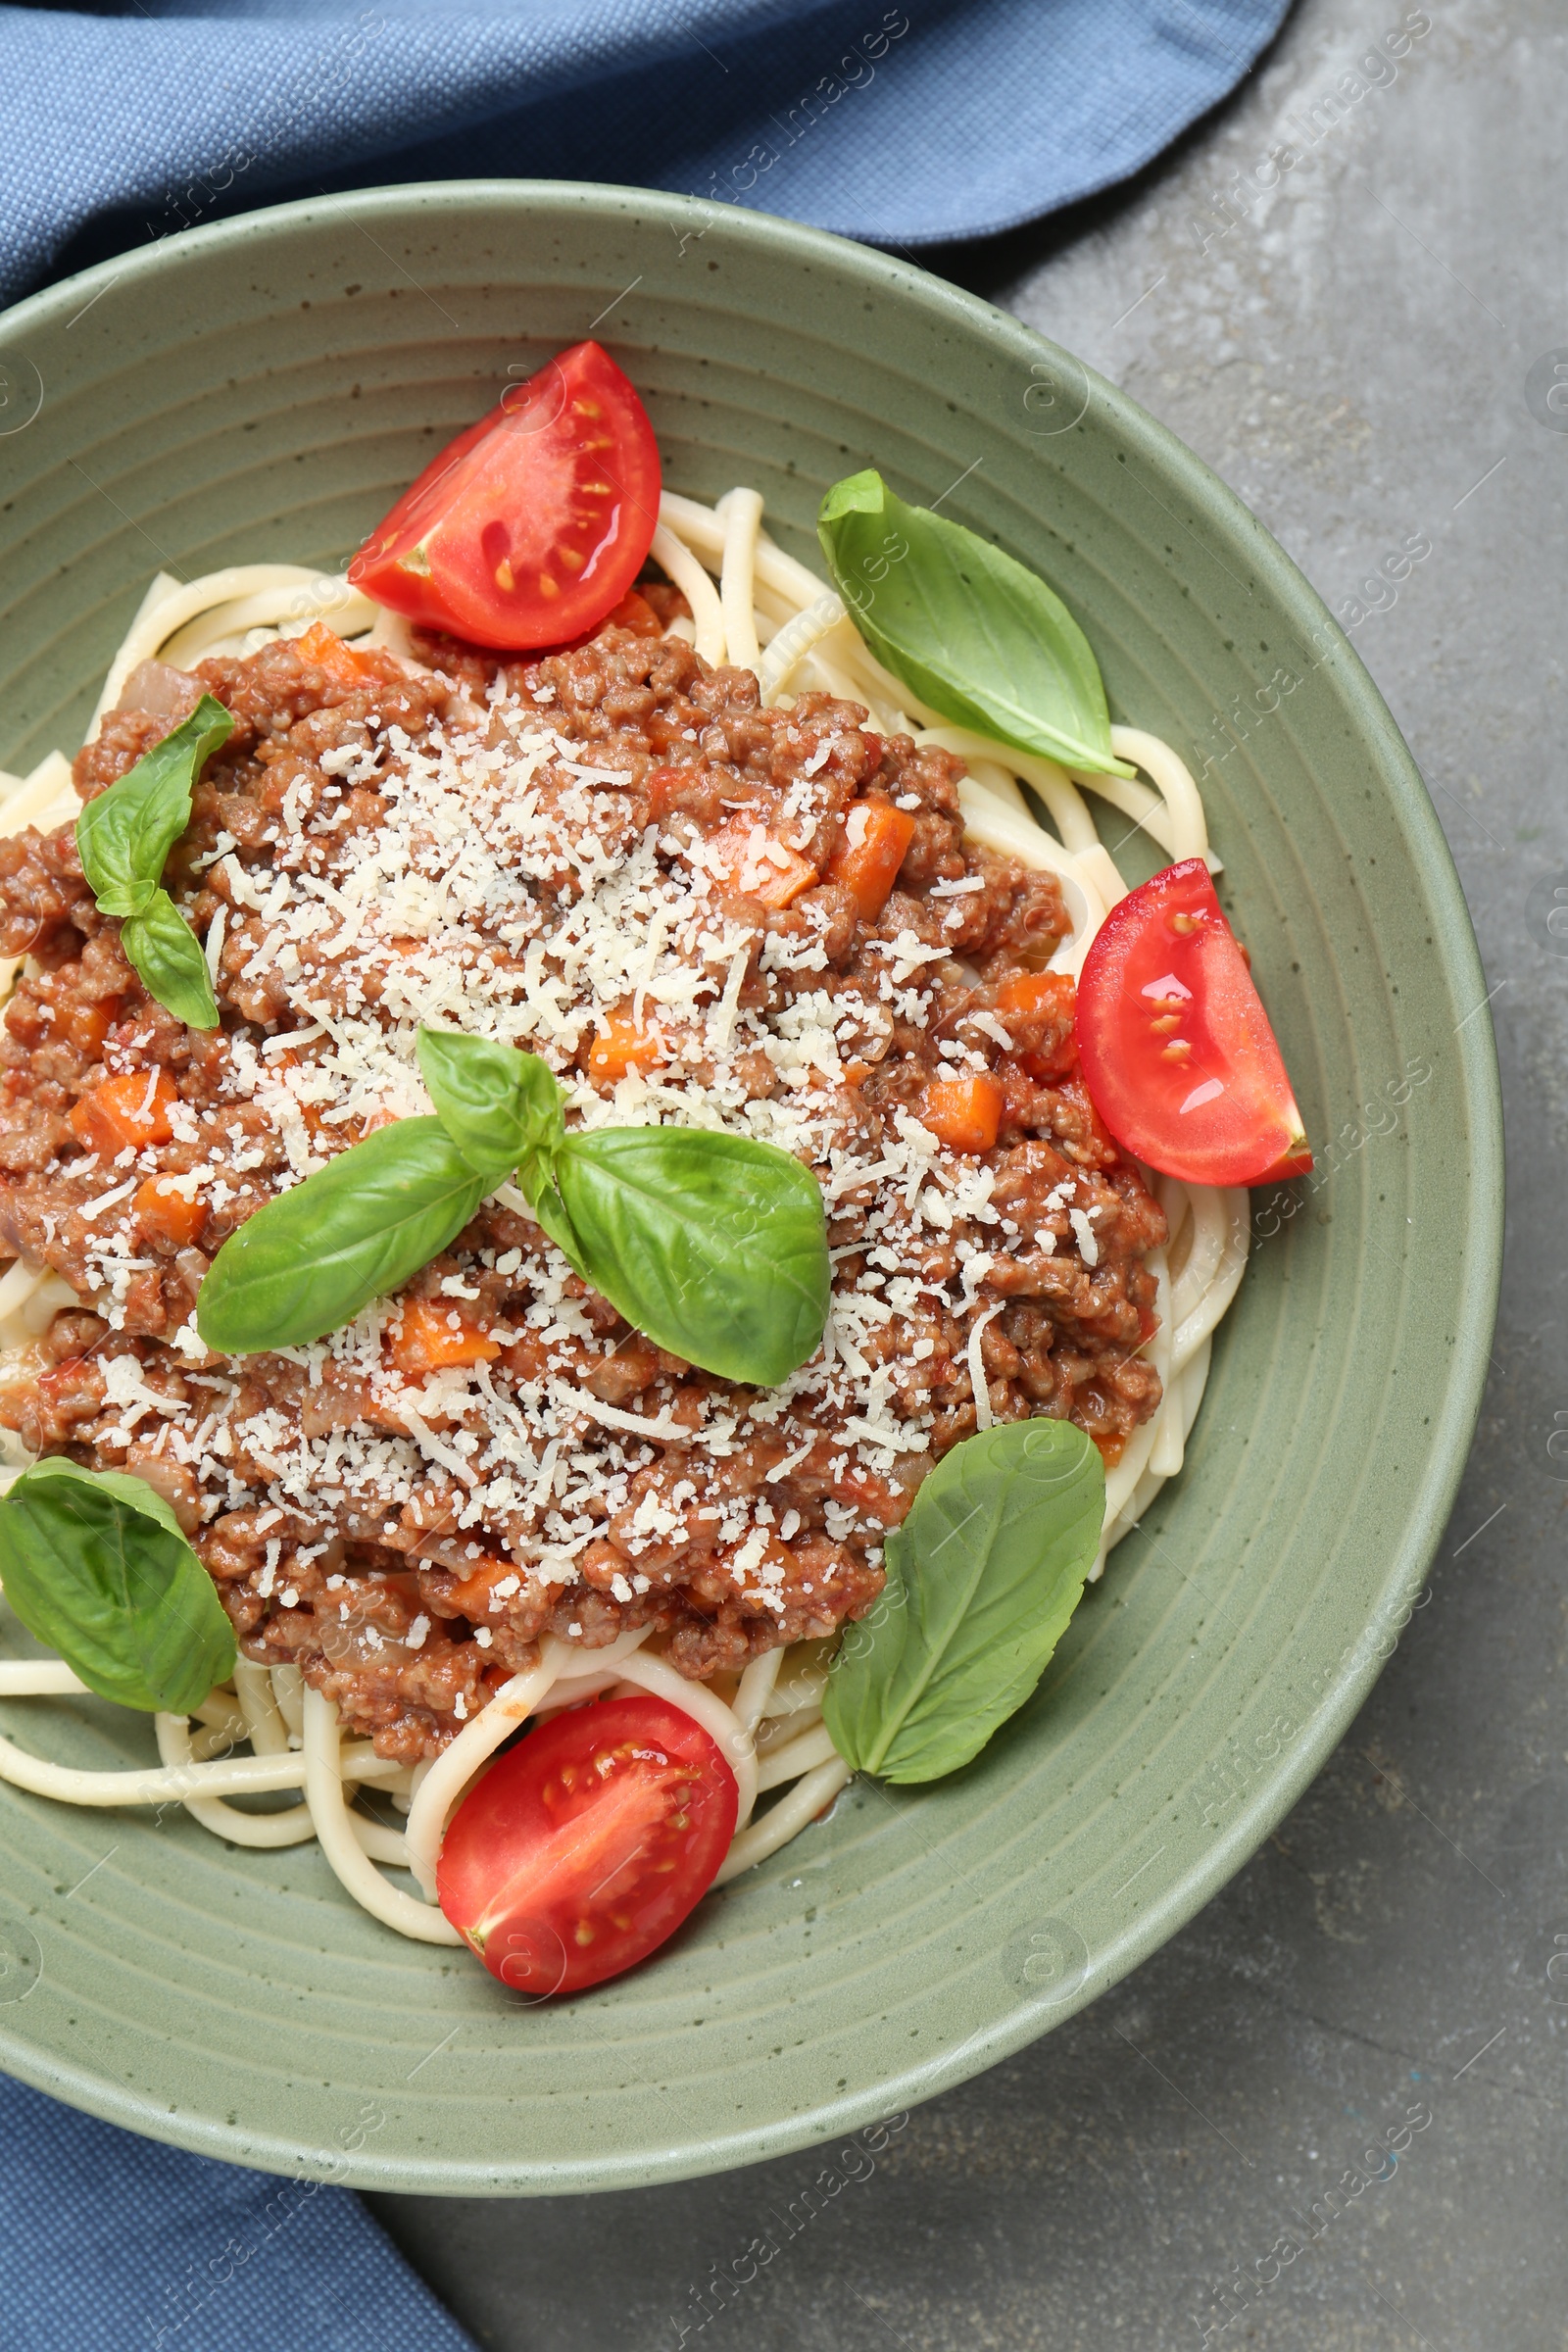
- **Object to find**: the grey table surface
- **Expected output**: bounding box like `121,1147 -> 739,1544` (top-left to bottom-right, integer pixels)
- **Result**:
368,2 -> 1567,2344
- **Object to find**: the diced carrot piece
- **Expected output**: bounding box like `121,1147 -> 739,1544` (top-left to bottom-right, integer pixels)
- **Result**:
644,763 -> 687,819
63,998 -> 122,1056
825,799 -> 916,919
602,589 -> 663,639
997,967 -> 1079,1080
69,1069 -> 178,1155
438,1554 -> 522,1621
1021,1047 -> 1079,1083
132,1175 -> 207,1249
919,1073 -> 1004,1154
587,1015 -> 665,1085
273,1047 -> 353,1143
266,1046 -> 332,1140
704,819 -> 817,909
295,621 -> 374,684
996,969 -> 1076,1019
388,1298 -> 501,1375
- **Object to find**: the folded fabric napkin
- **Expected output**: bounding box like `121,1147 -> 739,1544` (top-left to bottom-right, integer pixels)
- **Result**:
0,2073 -> 477,2351
1,0 -> 1291,305
0,2 -> 1290,2344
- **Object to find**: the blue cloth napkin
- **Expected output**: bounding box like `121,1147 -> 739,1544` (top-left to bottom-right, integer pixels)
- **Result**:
1,0 -> 1291,306
0,3 -> 1291,2343
0,2072 -> 478,2351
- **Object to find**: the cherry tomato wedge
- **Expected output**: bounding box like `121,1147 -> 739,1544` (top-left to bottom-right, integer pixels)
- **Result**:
437,1693 -> 738,1996
347,340 -> 661,652
1075,858 -> 1311,1187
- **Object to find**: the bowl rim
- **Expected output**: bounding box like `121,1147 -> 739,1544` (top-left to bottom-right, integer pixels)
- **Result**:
0,177 -> 1504,2193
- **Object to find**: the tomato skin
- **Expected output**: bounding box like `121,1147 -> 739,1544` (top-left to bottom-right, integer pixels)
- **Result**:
347,341 -> 662,653
1075,858 -> 1310,1187
437,1693 -> 739,1996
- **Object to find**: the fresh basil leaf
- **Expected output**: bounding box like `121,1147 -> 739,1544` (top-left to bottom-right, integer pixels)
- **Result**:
512,1151 -> 588,1269
196,1118 -> 484,1353
75,693 -> 232,1026
817,470 -> 1133,779
76,694 -> 232,906
0,1457 -> 234,1713
553,1126 -> 829,1386
197,1039 -> 829,1380
416,1026 -> 564,1188
121,890 -> 219,1031
823,1417 -> 1104,1784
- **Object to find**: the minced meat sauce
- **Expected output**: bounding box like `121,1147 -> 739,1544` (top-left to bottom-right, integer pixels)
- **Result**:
0,593 -> 1165,1759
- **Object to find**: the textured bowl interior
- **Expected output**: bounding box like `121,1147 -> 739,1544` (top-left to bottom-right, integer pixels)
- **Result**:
0,185 -> 1500,2193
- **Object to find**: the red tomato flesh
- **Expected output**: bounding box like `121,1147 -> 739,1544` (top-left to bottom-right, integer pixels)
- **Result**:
347,340 -> 661,652
1075,858 -> 1311,1187
437,1693 -> 738,1996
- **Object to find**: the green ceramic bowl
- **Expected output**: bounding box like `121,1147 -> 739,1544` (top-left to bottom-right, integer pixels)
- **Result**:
0,184 -> 1500,2194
